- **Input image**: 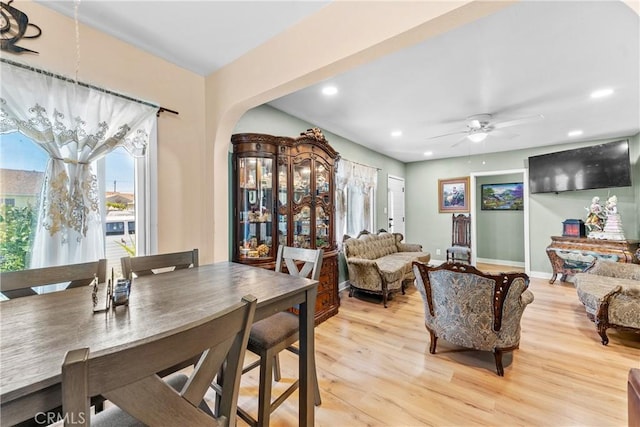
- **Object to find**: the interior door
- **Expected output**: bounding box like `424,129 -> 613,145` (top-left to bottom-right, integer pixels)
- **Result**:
387,175 -> 405,236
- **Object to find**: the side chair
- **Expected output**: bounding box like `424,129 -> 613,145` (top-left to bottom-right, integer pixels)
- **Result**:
446,213 -> 471,263
121,248 -> 198,279
62,295 -> 257,427
120,248 -> 200,376
0,259 -> 108,416
236,245 -> 323,427
0,259 -> 107,299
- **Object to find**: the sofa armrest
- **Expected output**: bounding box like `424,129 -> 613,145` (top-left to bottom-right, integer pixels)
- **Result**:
398,243 -> 422,252
347,257 -> 377,268
520,289 -> 535,306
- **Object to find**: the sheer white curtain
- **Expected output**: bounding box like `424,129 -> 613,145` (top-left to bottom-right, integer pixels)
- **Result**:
335,159 -> 378,247
0,61 -> 158,269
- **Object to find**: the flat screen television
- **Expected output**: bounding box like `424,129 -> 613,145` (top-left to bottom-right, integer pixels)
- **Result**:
528,139 -> 632,194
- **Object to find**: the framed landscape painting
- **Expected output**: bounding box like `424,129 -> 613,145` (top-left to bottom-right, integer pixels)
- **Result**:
481,182 -> 524,210
438,177 -> 470,213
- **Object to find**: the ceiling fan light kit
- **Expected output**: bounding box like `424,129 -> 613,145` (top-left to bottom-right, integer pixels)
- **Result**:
467,132 -> 488,143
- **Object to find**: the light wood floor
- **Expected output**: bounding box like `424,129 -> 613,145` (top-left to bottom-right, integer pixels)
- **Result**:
223,263 -> 640,426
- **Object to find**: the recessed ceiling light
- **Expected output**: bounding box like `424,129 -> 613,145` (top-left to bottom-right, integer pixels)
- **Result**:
590,88 -> 614,99
423,151 -> 433,156
391,130 -> 402,137
568,130 -> 583,137
322,86 -> 338,96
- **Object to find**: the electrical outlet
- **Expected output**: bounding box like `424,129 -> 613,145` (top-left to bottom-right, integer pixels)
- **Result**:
436,249 -> 441,256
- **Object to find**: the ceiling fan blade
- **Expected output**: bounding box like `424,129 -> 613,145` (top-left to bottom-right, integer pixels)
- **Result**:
493,114 -> 544,129
427,130 -> 467,140
451,135 -> 469,148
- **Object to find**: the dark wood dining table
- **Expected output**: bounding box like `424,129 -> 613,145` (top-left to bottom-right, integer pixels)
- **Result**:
0,262 -> 318,426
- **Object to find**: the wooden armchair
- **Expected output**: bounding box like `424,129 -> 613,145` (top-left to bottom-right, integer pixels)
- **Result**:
62,295 -> 257,426
413,262 -> 534,376
0,259 -> 107,299
121,249 -> 198,279
446,214 -> 471,263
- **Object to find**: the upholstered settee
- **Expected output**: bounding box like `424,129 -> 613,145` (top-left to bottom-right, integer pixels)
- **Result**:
574,260 -> 640,345
413,262 -> 534,376
343,231 -> 430,307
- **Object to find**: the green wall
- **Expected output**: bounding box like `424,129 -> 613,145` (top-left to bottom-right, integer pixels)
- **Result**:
232,105 -> 639,278
406,134 -> 639,275
476,173 -> 524,264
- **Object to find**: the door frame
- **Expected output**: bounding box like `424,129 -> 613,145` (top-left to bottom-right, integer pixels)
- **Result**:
387,174 -> 405,235
470,168 -> 529,274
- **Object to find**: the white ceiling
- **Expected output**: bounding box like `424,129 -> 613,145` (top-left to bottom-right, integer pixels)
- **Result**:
38,1 -> 639,163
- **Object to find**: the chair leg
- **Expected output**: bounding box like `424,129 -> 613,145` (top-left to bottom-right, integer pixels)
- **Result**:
493,349 -> 504,376
258,350 -> 274,427
427,327 -> 438,354
313,356 -> 322,406
273,353 -> 282,381
597,323 -> 610,345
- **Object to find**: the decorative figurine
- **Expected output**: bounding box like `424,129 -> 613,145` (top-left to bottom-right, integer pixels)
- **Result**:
585,196 -> 605,235
590,195 -> 625,240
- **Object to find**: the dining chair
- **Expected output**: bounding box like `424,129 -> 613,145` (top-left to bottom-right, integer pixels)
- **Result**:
0,259 -> 109,415
446,213 -> 471,264
236,245 -> 323,427
0,259 -> 107,300
61,294 -> 257,427
120,249 -> 200,376
121,248 -> 198,279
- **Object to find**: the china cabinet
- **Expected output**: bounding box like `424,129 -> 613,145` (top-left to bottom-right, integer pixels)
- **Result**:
231,128 -> 340,324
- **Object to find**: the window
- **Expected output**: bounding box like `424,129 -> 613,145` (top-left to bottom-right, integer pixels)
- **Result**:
0,133 -> 151,275
0,133 -> 47,272
335,159 -> 377,245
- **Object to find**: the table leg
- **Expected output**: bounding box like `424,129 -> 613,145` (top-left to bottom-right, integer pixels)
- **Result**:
299,286 -> 317,427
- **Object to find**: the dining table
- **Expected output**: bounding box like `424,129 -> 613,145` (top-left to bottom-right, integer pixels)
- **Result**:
0,261 -> 318,426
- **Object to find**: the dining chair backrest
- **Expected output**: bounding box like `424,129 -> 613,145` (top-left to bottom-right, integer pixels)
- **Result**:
0,259 -> 107,299
121,249 -> 199,280
62,294 -> 257,427
275,246 -> 323,281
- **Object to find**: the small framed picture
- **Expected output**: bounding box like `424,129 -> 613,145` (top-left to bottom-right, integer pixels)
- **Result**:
438,176 -> 470,213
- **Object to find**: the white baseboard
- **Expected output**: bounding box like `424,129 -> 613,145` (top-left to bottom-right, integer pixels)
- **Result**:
429,258 -> 446,265
528,270 -> 553,280
476,258 -> 525,268
338,280 -> 350,292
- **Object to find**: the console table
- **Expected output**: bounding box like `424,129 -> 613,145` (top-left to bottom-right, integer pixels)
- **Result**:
546,236 -> 640,284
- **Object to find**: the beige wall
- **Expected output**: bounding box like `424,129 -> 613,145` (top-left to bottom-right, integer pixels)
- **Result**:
6,1 -> 206,256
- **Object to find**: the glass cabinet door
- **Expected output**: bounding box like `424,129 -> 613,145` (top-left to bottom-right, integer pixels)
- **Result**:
293,205 -> 312,248
238,157 -> 273,260
277,161 -> 288,246
292,160 -> 311,204
315,205 -> 330,248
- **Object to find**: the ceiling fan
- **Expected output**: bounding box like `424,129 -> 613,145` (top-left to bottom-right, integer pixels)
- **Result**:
427,113 -> 544,147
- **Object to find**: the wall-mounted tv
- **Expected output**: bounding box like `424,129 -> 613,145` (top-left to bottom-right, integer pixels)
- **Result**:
528,139 -> 632,194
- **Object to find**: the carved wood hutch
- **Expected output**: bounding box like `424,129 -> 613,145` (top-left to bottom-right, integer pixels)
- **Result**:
231,129 -> 340,324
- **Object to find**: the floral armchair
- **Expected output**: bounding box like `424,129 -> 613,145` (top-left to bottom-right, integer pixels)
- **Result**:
412,262 -> 534,376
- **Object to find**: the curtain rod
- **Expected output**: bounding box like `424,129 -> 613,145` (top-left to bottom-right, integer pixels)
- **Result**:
0,58 -> 179,117
341,157 -> 382,171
